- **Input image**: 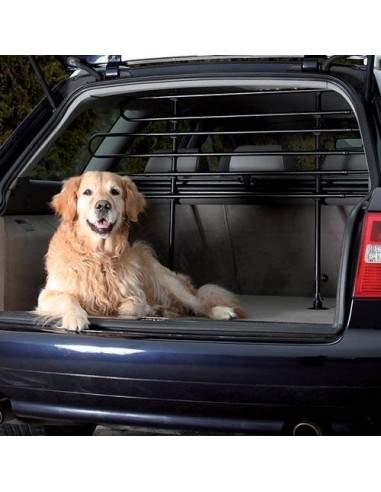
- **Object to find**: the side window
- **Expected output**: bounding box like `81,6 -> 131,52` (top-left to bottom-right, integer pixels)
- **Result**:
336,138 -> 363,150
116,121 -> 169,175
27,105 -> 120,181
115,120 -> 195,175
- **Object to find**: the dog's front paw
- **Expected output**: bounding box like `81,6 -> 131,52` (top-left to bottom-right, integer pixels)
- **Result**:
210,306 -> 237,321
61,308 -> 89,332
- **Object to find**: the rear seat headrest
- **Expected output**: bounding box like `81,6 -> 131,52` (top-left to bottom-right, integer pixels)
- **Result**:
144,148 -> 201,173
225,145 -> 285,172
321,154 -> 367,171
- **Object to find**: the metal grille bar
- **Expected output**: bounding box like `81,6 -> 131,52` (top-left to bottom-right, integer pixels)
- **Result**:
121,109 -> 353,123
105,128 -> 359,136
89,127 -> 360,153
123,170 -> 367,177
168,98 -> 178,269
93,150 -> 364,159
137,89 -> 331,99
142,193 -> 366,199
313,92 -> 323,309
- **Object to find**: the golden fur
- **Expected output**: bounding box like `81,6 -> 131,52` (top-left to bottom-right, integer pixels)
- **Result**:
36,171 -> 245,331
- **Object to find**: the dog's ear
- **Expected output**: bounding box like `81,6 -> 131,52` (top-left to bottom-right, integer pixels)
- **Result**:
122,176 -> 147,223
51,176 -> 81,223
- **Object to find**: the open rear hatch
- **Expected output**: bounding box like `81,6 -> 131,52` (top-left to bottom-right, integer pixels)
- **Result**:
0,56 -> 376,341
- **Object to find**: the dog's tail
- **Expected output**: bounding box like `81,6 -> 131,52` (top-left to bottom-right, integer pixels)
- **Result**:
196,284 -> 247,319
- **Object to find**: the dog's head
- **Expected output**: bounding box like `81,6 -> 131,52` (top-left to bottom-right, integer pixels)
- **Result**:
52,171 -> 146,238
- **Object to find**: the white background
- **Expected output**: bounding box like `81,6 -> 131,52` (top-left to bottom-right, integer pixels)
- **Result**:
0,0 -> 379,55
0,1 -> 380,491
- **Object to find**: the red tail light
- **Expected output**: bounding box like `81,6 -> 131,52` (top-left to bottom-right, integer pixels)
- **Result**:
354,212 -> 381,298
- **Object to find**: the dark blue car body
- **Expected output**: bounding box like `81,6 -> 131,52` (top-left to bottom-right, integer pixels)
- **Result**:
1,316 -> 381,433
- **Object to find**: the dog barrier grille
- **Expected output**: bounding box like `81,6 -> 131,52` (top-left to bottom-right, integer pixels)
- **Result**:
87,88 -> 369,309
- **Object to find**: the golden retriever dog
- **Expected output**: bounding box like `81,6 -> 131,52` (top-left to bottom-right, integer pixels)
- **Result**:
36,171 -> 245,331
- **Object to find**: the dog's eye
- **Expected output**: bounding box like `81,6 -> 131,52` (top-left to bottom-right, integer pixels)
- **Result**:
110,188 -> 120,196
83,189 -> 92,196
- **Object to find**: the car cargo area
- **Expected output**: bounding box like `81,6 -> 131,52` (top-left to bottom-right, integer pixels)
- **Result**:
0,82 -> 370,336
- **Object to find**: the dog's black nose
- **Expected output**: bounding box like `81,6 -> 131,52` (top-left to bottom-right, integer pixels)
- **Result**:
95,200 -> 111,212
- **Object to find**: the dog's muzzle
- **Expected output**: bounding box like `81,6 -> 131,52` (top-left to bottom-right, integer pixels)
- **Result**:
87,218 -> 115,235
88,201 -> 115,235
95,200 -> 112,217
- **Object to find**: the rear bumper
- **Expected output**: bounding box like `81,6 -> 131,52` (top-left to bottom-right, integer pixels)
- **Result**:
10,400 -> 285,434
1,325 -> 381,430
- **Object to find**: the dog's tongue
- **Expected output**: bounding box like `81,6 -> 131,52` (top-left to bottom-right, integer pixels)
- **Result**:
96,218 -> 110,229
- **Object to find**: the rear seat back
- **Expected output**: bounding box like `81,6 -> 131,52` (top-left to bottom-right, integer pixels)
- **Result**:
221,145 -> 285,172
135,146 -> 364,297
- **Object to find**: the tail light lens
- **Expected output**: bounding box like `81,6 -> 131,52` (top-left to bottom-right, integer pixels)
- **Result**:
354,212 -> 381,298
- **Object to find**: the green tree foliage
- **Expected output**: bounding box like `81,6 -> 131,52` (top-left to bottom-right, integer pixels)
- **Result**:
0,55 -> 67,146
0,56 -> 122,180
